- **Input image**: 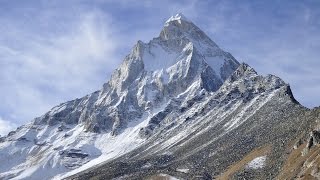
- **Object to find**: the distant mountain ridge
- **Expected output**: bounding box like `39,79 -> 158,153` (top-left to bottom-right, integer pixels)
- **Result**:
0,13 -> 319,180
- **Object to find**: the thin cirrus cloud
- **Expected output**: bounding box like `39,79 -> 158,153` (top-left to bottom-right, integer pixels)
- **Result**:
0,117 -> 16,137
0,7 -> 123,135
0,0 -> 319,136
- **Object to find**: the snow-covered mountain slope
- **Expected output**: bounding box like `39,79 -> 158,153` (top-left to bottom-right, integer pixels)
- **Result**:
0,13 -> 318,180
0,13 -> 239,179
68,63 -> 317,180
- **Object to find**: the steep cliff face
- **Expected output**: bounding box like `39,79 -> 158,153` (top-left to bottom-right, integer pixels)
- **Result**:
69,62 -> 314,180
34,13 -> 239,136
0,14 -> 318,180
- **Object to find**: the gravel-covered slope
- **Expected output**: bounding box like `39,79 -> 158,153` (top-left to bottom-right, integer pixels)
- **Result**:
67,64 -> 318,180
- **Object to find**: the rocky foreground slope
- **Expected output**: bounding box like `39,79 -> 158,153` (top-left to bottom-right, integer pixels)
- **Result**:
0,14 -> 319,180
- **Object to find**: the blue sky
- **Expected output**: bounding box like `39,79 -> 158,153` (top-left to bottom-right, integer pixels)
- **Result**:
1,0 -> 319,135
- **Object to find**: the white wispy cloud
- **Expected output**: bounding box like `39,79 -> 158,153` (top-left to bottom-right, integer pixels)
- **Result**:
0,10 -> 121,125
0,117 -> 16,136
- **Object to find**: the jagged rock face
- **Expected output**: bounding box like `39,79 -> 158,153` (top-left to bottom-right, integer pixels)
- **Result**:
0,13 -> 318,180
68,62 -> 313,180
34,14 -> 239,135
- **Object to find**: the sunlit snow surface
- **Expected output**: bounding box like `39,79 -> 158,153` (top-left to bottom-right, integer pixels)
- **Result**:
246,156 -> 267,169
142,42 -> 179,72
0,117 -> 149,179
165,13 -> 190,26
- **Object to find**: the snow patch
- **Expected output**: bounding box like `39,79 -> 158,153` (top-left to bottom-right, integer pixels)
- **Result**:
158,173 -> 180,180
56,116 -> 150,179
246,156 -> 266,169
49,104 -> 67,116
176,168 -> 189,173
142,43 -> 178,72
204,56 -> 225,79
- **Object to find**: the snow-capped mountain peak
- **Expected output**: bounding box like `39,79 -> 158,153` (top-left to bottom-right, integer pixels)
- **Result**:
165,13 -> 190,25
0,14 -> 243,180
160,13 -> 217,47
0,14 -> 305,180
